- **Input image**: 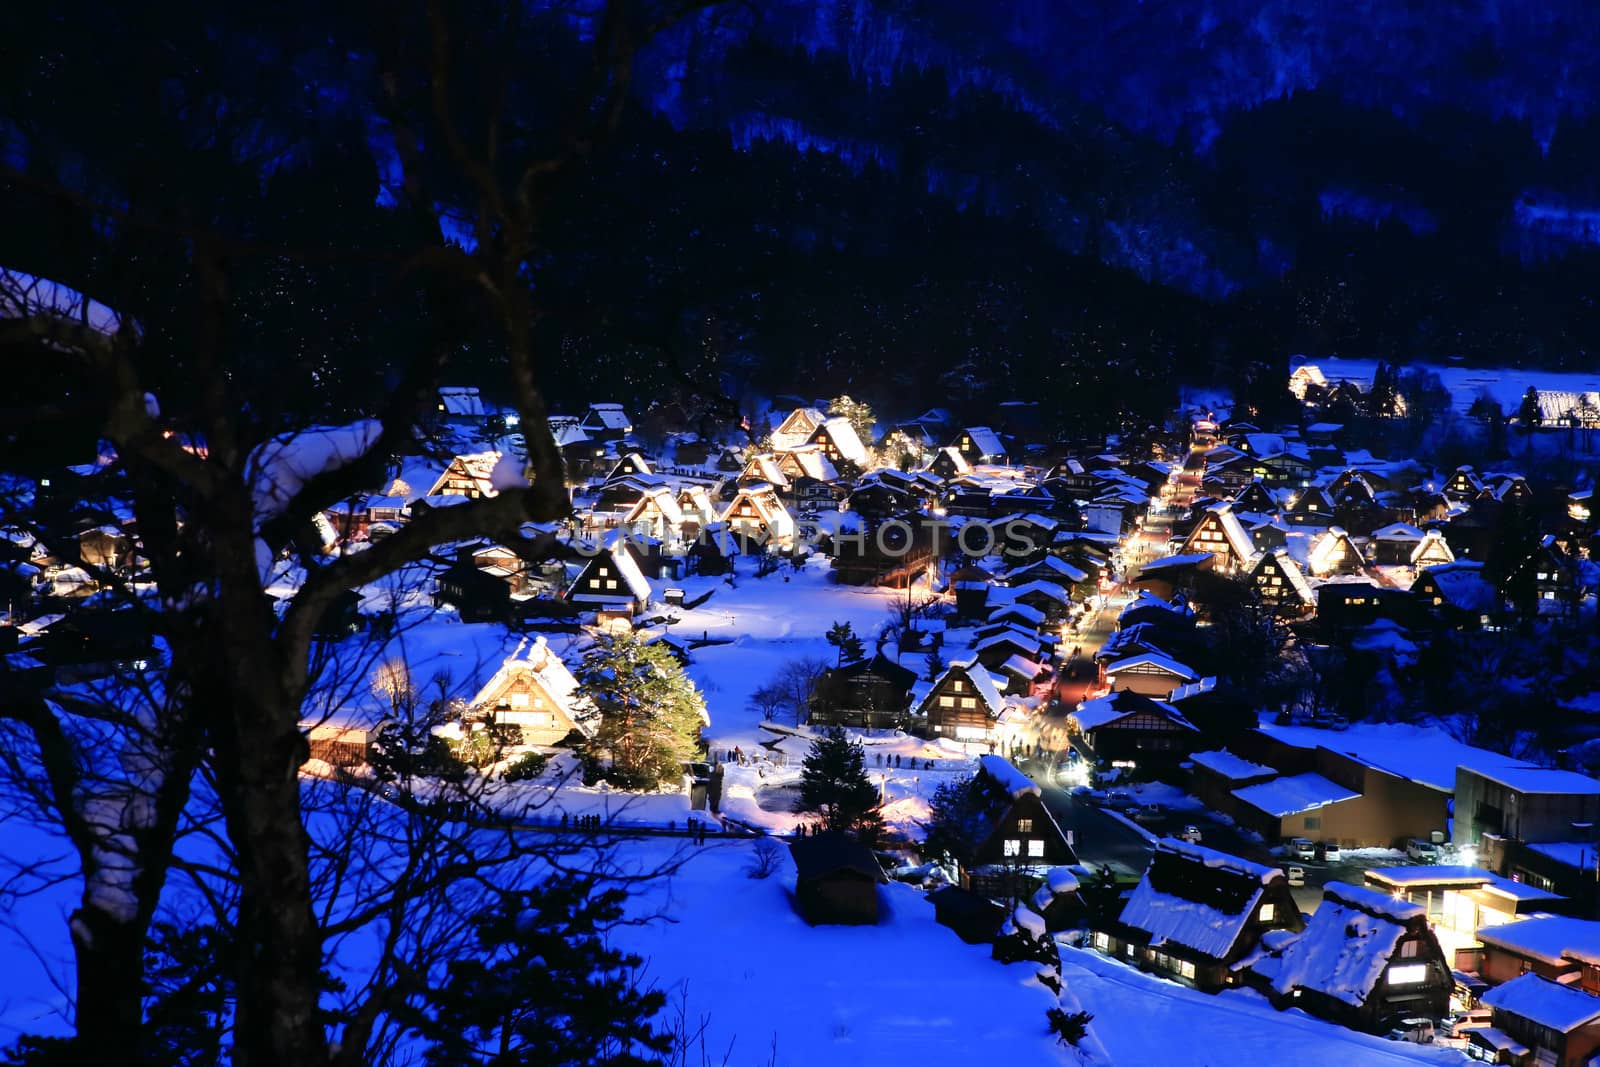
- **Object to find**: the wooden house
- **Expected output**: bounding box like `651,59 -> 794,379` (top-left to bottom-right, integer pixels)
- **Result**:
1251,881 -> 1452,1033
915,659 -> 1006,742
1474,916 -> 1600,992
806,416 -> 869,470
579,403 -> 632,441
777,444 -> 838,484
622,487 -> 687,542
304,724 -> 372,767
1412,561 -> 1497,629
434,385 -> 486,428
928,886 -> 1009,944
1444,465 -> 1484,501
1409,529 -> 1454,568
832,515 -> 936,587
1480,973 -> 1600,1067
769,407 -> 828,452
721,484 -> 796,549
465,636 -> 592,746
434,557 -> 512,622
1306,526 -> 1366,578
964,755 -> 1077,898
1101,652 -> 1199,700
949,426 -> 1009,466
1368,522 -> 1424,566
1508,535 -> 1578,615
927,446 -> 972,481
427,451 -> 505,499
567,546 -> 652,615
1093,839 -> 1303,992
790,832 -> 886,925
1249,550 -> 1315,613
808,653 -> 917,730
1006,579 -> 1072,623
737,453 -> 789,491
1283,485 -> 1335,526
1233,479 -> 1280,516
1178,504 -> 1256,574
1068,689 -> 1198,769
604,452 -> 653,483
950,563 -> 995,619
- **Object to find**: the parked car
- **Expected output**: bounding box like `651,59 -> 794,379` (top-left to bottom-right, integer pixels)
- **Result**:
1133,803 -> 1167,824
1448,1008 -> 1493,1038
1383,1018 -> 1436,1044
1103,790 -> 1137,812
1407,838 -> 1441,863
1179,825 -> 1203,844
1286,865 -> 1307,887
1317,840 -> 1341,861
1290,837 -> 1316,861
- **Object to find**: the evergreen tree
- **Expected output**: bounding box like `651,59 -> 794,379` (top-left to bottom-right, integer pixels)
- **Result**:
798,727 -> 884,843
924,640 -> 947,683
575,632 -> 706,789
919,774 -> 990,870
827,394 -> 877,445
1517,386 -> 1543,429
824,621 -> 865,666
408,877 -> 670,1067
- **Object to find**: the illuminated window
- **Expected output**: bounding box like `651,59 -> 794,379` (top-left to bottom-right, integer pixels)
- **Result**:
961,697 -> 977,709
1028,840 -> 1045,858
1016,819 -> 1033,833
1259,903 -> 1276,922
1387,964 -> 1427,986
509,692 -> 530,709
1003,839 -> 1021,857
605,579 -> 618,590
940,695 -> 955,708
1179,960 -> 1196,979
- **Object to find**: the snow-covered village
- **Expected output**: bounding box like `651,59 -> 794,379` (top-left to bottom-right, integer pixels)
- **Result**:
7,5 -> 1600,1067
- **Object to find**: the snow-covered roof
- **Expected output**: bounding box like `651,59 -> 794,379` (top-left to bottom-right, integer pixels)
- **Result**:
249,420 -> 382,527
437,386 -> 485,419
1232,773 -> 1360,818
570,545 -> 652,606
1190,749 -> 1275,783
548,416 -> 590,448
1006,579 -> 1071,604
813,416 -> 869,465
1482,972 -> 1600,1032
977,755 -> 1040,799
583,403 -> 633,430
1137,552 -> 1213,574
1459,763 -> 1600,796
1071,690 -> 1195,734
1267,882 -> 1421,1006
1476,915 -> 1600,967
1118,839 -> 1282,959
1104,652 -> 1198,681
961,426 -> 1006,458
466,636 -> 593,737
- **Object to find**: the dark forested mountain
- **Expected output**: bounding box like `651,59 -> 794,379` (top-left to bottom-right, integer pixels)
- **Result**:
7,0 -> 1600,433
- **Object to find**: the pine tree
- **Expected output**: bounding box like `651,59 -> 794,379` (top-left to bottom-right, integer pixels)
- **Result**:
408,877 -> 671,1067
824,621 -> 865,666
827,394 -> 877,444
799,727 -> 884,843
924,639 -> 946,683
1518,386 -> 1543,429
575,632 -> 706,789
919,774 -> 989,870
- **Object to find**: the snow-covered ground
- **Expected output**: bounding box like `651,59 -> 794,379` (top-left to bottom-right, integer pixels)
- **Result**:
1058,945 -> 1466,1065
608,839 -> 1068,1063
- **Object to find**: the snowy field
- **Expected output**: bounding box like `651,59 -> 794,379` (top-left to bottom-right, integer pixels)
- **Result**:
1058,946 -> 1466,1066
609,838 -> 1068,1064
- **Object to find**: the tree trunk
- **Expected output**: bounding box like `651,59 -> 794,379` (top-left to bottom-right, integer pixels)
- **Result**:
69,907 -> 145,1057
208,512 -> 330,1067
